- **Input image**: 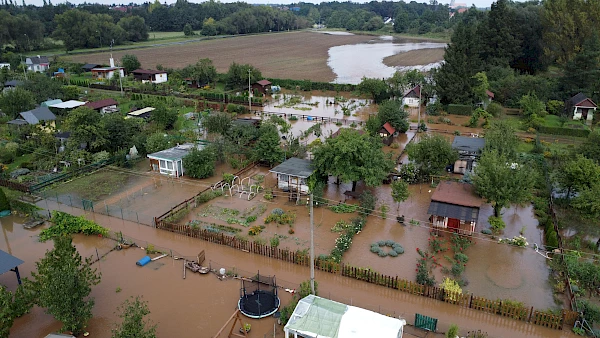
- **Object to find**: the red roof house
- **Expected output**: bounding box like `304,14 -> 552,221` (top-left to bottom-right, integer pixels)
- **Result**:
378,122 -> 396,146
84,98 -> 119,114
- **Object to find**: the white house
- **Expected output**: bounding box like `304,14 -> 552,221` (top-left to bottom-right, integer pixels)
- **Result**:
131,69 -> 168,84
402,85 -> 421,108
284,295 -> 406,338
25,56 -> 49,73
566,93 -> 597,122
91,58 -> 124,80
147,143 -> 204,177
269,158 -> 314,195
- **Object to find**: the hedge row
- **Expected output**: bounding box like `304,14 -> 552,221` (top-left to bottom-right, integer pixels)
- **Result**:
266,78 -> 357,92
446,104 -> 473,116
537,125 -> 590,138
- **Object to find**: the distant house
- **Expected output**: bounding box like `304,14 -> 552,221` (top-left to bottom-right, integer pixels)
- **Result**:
566,93 -> 597,122
378,122 -> 396,146
402,85 -> 421,107
25,56 -> 49,73
451,136 -> 485,174
131,69 -> 168,84
84,98 -> 119,114
126,107 -> 155,119
147,143 -> 204,177
3,80 -> 23,93
7,106 -> 56,131
82,63 -> 101,72
269,158 -> 314,201
91,58 -> 124,80
428,181 -> 482,235
252,80 -> 272,95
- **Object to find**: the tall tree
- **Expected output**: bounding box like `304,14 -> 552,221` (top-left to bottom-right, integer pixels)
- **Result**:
376,99 -> 409,133
312,129 -> 394,191
479,0 -> 520,67
29,235 -> 101,336
0,87 -> 35,118
121,54 -> 141,73
112,296 -> 157,338
191,58 -> 217,86
23,73 -> 64,103
357,77 -> 389,103
542,0 -> 600,65
560,33 -> 600,101
473,150 -> 535,217
226,62 -> 262,88
435,22 -> 482,104
406,134 -> 458,179
253,123 -> 283,166
556,154 -> 600,199
483,120 -> 519,159
118,16 -> 149,42
64,107 -> 107,151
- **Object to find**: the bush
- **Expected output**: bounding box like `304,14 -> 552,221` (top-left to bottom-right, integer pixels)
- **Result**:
426,102 -> 442,116
481,228 -> 492,235
358,191 -> 376,216
488,216 -> 506,234
195,190 -> 223,204
271,208 -> 284,215
447,104 -> 473,116
40,211 -> 108,242
545,229 -> 559,249
537,125 -> 590,137
576,299 -> 600,325
487,102 -> 502,117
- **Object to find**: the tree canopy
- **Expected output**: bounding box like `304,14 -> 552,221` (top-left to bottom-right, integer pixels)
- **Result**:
112,296 -> 157,338
473,150 -> 535,217
406,134 -> 458,179
253,123 -> 283,166
182,146 -> 216,178
483,120 -> 519,159
312,128 -> 394,191
29,235 -> 101,336
0,87 -> 35,119
376,100 -> 409,133
122,54 -> 141,74
556,154 -> 600,199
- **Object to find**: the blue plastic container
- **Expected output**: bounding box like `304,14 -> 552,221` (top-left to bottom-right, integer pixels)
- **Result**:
136,256 -> 151,266
307,116 -> 313,121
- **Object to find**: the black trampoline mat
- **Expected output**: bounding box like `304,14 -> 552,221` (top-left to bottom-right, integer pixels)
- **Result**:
239,290 -> 279,317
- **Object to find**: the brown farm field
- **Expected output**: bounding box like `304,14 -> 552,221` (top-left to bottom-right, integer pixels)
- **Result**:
383,47 -> 445,67
68,31 -> 374,82
67,31 -> 444,82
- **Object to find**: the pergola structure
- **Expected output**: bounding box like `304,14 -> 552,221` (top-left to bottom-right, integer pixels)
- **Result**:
0,249 -> 24,284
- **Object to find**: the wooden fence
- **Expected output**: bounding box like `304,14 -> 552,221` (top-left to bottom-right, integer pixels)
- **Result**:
155,218 -> 579,331
0,179 -> 30,193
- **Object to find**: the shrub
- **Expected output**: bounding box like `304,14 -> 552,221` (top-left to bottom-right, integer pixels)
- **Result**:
271,208 -> 284,215
270,236 -> 280,247
446,324 -> 460,338
546,230 -> 559,249
40,211 -> 109,242
196,190 -> 223,204
329,203 -> 358,213
481,228 -> 492,235
246,215 -> 257,223
454,253 -> 469,264
378,250 -> 387,257
487,102 -> 502,117
447,104 -> 473,116
537,125 -> 590,137
488,216 -> 506,234
358,191 -> 376,216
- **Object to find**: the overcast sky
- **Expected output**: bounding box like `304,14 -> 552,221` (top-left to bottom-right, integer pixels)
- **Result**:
26,0 -> 520,9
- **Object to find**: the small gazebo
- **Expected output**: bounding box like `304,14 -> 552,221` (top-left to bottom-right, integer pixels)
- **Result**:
0,249 -> 24,284
269,158 -> 314,203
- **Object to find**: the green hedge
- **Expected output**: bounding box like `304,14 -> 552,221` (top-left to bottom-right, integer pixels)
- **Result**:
446,104 -> 473,116
266,78 -> 357,92
537,125 -> 591,137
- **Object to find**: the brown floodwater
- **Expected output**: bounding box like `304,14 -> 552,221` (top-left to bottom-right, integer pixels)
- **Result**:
2,201 -> 576,338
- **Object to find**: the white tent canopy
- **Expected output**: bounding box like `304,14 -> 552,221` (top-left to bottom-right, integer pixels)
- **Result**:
284,295 -> 405,338
49,100 -> 86,109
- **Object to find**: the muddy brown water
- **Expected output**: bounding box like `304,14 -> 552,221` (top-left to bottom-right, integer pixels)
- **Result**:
2,205 -> 575,338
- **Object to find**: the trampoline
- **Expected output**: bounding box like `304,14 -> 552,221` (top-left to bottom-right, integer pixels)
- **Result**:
238,272 -> 280,319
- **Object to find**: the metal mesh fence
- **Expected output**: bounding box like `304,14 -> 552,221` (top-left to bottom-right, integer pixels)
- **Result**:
37,181 -> 160,226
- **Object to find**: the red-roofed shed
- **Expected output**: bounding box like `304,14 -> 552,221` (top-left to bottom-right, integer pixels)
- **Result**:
378,122 -> 396,146
252,80 -> 272,95
84,98 -> 119,114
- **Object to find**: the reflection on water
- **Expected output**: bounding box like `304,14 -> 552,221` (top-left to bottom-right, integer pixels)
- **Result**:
328,38 -> 447,84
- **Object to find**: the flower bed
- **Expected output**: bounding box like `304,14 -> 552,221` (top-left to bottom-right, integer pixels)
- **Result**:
370,240 -> 404,257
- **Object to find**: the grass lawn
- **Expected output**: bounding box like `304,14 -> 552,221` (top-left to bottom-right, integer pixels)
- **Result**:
516,141 -> 534,153
499,115 -> 525,130
49,169 -> 130,201
542,115 -> 563,127
6,153 -> 34,172
148,31 -> 201,41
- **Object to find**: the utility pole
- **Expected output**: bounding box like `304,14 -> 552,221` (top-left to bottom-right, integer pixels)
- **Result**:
310,192 -> 315,295
21,55 -> 27,81
417,83 -> 421,132
248,69 -> 252,112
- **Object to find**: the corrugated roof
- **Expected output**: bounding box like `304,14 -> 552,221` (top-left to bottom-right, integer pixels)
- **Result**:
20,106 -> 56,124
431,181 -> 482,208
147,143 -> 203,161
49,100 -> 86,109
256,80 -> 272,86
84,98 -> 118,110
41,99 -> 63,107
427,201 -> 479,222
269,158 -> 314,178
451,136 -> 485,153
0,250 -> 24,275
127,107 -> 155,118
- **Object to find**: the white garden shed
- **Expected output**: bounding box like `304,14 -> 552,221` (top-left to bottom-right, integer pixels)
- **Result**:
284,295 -> 406,338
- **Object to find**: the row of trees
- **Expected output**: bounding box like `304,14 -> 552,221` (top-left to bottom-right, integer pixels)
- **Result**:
1,233 -> 156,338
436,0 -> 600,107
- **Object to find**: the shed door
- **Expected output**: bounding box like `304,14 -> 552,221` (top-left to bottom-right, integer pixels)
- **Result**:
447,218 -> 460,230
